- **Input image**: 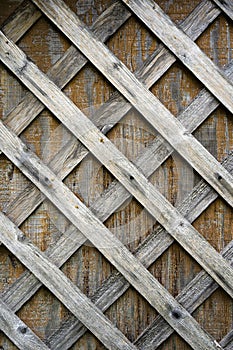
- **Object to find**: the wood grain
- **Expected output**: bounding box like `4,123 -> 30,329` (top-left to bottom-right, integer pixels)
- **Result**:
0,212 -> 137,350
30,0 -> 233,209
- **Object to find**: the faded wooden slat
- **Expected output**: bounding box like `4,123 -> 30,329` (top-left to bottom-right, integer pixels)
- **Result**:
121,0 -> 233,114
0,116 -> 225,350
1,0 -> 219,140
0,213 -> 137,350
0,0 -> 224,232
0,0 -> 131,140
29,0 -> 233,209
1,33 -> 233,301
1,1 -> 41,43
212,0 -> 233,20
47,240 -> 233,350
0,299 -> 50,350
220,329 -> 233,349
2,61 -> 233,319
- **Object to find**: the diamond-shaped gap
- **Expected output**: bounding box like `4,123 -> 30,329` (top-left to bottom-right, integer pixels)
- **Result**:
155,0 -> 201,24
19,199 -> 69,252
0,245 -> 25,293
149,152 -> 196,208
107,12 -> 159,72
0,332 -> 19,350
149,242 -> 201,298
20,108 -> 70,164
157,333 -> 193,350
16,285 -> 73,343
0,0 -> 21,27
196,12 -> 233,68
105,196 -> 156,253
193,197 -> 233,253
104,286 -> 158,343
70,331 -> 107,350
17,14 -> 71,74
107,109 -> 157,162
193,287 -> 233,343
194,104 -> 233,163
61,242 -> 116,297
0,154 -> 32,215
63,61 -> 116,117
64,0 -> 115,27
150,61 -> 203,117
0,65 -> 28,118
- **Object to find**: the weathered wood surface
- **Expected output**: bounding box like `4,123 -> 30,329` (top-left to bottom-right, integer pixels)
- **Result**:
121,0 -> 233,114
1,31 -> 233,303
0,106 -> 225,350
0,212 -> 137,350
31,0 -> 233,210
0,0 -> 232,349
0,300 -> 50,350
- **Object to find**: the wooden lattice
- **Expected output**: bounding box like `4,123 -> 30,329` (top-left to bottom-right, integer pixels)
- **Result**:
0,0 -> 233,349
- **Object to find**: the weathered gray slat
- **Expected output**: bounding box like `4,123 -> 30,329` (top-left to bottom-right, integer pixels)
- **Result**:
212,0 -> 233,20
1,33 -> 233,301
0,214 -> 137,350
47,239 -> 233,350
31,0 -> 233,210
1,0 -> 223,236
0,299 -> 50,350
0,0 -> 131,138
1,0 -> 219,141
0,0 -> 224,309
121,0 -> 233,114
220,329 -> 233,350
2,53 -> 233,321
2,118 -> 233,347
1,0 -> 41,43
0,121 -> 224,350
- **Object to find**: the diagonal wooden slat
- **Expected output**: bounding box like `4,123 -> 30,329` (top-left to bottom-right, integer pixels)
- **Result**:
1,33 -> 233,301
220,329 -> 233,350
0,0 -> 231,348
29,0 -> 233,209
47,240 -> 233,350
1,0 -> 41,43
121,0 -> 233,114
1,0 -> 219,143
2,106 -> 233,347
0,0 -> 226,247
0,0 -> 130,146
0,213 -> 137,350
0,113 -> 225,350
212,0 -> 233,20
2,66 -> 233,340
0,299 -> 50,350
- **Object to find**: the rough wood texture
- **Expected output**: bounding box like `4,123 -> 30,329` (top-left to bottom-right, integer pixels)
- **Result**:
0,0 -> 232,349
1,30 -> 233,302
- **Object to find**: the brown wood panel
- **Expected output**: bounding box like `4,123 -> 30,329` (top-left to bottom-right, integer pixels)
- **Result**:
0,0 -> 232,349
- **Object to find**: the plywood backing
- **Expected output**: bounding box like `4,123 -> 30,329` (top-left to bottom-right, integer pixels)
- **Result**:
0,0 -> 232,349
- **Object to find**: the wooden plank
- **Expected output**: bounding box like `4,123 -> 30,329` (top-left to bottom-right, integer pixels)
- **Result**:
1,31 -> 233,298
48,240 -> 233,350
212,0 -> 233,20
0,117 -> 225,350
28,0 -> 233,209
0,213 -> 137,350
1,0 -> 218,139
0,299 -> 50,350
121,0 -> 233,114
220,329 -> 233,349
3,63 -> 233,316
0,0 -> 224,231
0,0 -> 131,140
1,1 -> 41,43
